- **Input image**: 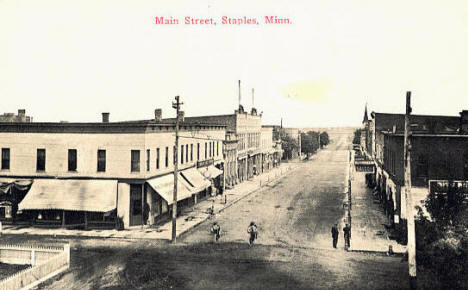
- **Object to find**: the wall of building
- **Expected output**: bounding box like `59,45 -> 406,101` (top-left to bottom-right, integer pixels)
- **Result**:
0,127 -> 225,180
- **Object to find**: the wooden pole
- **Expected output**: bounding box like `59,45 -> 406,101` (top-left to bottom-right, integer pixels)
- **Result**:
172,96 -> 182,243
404,91 -> 417,289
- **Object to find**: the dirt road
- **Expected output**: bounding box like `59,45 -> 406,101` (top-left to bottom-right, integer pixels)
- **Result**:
3,130 -> 419,289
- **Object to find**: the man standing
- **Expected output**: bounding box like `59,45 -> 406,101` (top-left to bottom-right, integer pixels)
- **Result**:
331,223 -> 339,248
247,221 -> 258,247
210,222 -> 221,242
343,224 -> 351,250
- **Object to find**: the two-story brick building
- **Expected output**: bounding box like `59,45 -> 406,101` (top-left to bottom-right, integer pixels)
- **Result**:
0,112 -> 225,229
361,109 -> 468,235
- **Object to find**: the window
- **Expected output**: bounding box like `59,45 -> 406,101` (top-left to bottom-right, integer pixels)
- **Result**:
416,154 -> 428,177
146,149 -> 150,171
131,150 -> 140,172
209,142 -> 212,157
205,142 -> 207,159
165,147 -> 168,167
190,144 -> 193,161
68,149 -> 77,171
1,148 -> 10,170
197,143 -> 200,160
36,149 -> 46,171
185,144 -> 188,163
180,144 -> 184,164
217,142 -> 219,156
97,150 -> 106,172
156,148 -> 160,169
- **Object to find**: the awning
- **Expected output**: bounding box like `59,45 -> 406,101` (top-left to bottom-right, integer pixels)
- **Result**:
180,168 -> 211,193
147,173 -> 195,205
199,165 -> 223,179
18,179 -> 117,212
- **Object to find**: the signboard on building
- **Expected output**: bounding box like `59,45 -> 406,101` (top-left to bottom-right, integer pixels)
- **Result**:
197,158 -> 214,168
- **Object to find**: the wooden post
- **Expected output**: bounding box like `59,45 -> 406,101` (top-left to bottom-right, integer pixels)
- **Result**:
404,91 -> 417,289
172,96 -> 182,244
141,183 -> 144,228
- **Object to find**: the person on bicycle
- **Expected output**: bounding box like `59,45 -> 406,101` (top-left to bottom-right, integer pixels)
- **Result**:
247,221 -> 258,246
210,222 -> 221,242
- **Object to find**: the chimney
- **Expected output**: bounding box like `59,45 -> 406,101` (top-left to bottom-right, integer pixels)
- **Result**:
154,109 -> 162,122
102,112 -> 110,123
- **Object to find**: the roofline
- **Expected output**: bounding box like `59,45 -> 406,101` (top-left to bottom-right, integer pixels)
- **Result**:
371,112 -> 460,119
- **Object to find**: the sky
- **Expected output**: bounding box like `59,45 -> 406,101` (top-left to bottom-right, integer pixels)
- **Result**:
0,0 -> 467,127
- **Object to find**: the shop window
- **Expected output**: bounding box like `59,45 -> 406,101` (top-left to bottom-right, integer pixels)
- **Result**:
68,149 -> 77,171
1,148 -> 10,170
36,149 -> 46,171
131,150 -> 140,172
97,150 -> 106,172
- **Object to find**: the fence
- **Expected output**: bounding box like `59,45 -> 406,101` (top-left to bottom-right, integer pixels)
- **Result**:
0,244 -> 70,290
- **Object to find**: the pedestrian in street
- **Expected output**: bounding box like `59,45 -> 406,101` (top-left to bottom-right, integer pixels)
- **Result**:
247,221 -> 258,247
343,224 -> 351,250
331,223 -> 339,248
210,222 -> 221,242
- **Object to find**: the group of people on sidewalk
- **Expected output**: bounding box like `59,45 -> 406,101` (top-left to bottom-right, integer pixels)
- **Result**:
331,223 -> 351,250
210,221 -> 258,246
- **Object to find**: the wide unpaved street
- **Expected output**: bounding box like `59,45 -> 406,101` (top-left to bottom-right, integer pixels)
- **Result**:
3,130 -> 422,289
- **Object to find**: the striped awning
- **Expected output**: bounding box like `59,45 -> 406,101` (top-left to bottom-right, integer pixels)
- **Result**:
19,179 -> 117,212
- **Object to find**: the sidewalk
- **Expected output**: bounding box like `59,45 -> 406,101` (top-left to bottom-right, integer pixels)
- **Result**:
348,171 -> 406,254
2,163 -> 299,240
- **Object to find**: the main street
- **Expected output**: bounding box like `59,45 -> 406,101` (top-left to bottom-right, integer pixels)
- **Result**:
9,129 -> 411,289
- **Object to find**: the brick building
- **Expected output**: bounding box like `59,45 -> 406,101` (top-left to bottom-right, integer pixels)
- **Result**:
0,111 -> 225,228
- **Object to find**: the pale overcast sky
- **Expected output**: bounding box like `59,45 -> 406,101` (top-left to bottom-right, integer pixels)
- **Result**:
0,0 -> 467,127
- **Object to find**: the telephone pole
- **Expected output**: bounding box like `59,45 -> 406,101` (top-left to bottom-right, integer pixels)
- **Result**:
404,91 -> 417,289
172,96 -> 183,244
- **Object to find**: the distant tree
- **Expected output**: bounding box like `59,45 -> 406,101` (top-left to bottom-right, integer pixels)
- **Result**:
301,131 -> 319,154
281,134 -> 299,159
319,132 -> 329,148
352,129 -> 362,145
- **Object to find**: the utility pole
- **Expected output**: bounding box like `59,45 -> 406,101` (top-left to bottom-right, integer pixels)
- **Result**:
404,91 -> 417,289
172,96 -> 183,243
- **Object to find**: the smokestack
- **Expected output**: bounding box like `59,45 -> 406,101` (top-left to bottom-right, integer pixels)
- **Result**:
238,80 -> 241,108
102,112 -> 110,123
252,88 -> 254,108
154,109 -> 162,122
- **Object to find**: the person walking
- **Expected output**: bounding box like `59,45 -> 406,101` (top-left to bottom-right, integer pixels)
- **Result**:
343,224 -> 351,250
331,223 -> 339,248
247,221 -> 258,246
210,222 -> 221,242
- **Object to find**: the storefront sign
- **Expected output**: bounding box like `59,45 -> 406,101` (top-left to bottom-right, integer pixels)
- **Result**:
197,158 -> 214,168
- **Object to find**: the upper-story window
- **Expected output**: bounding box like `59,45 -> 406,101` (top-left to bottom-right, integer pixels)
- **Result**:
180,144 -> 184,164
463,150 -> 468,179
97,150 -> 106,172
156,148 -> 160,169
415,154 -> 428,177
131,150 -> 140,172
217,141 -> 219,156
205,142 -> 207,159
186,144 -> 188,163
36,149 -> 46,171
68,149 -> 77,171
197,143 -> 200,160
1,148 -> 10,170
146,149 -> 150,172
165,147 -> 168,167
190,144 -> 193,161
